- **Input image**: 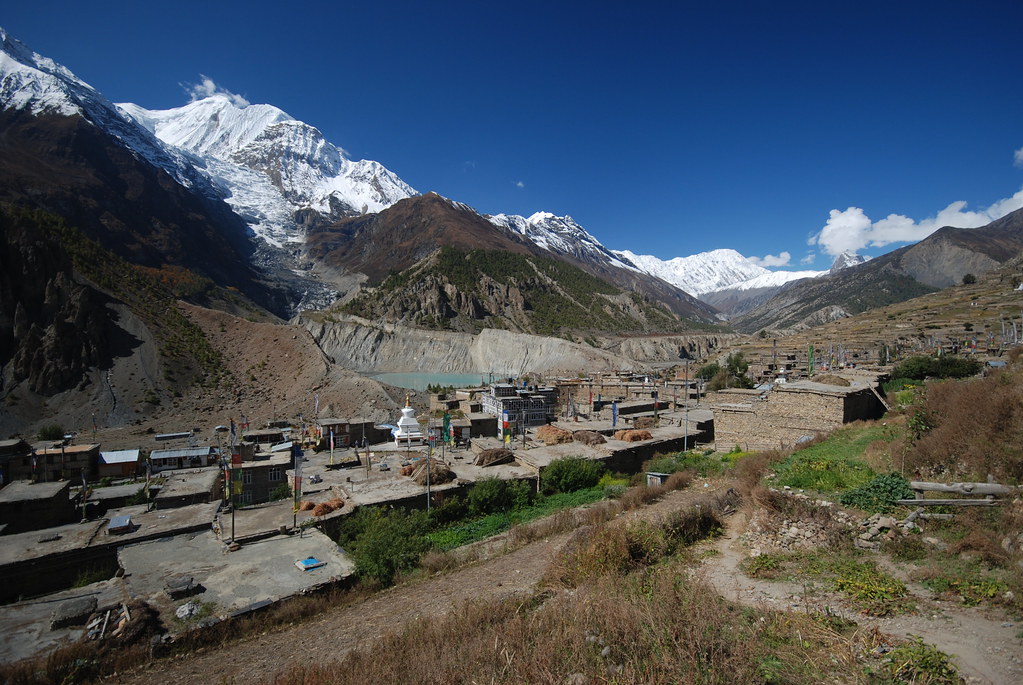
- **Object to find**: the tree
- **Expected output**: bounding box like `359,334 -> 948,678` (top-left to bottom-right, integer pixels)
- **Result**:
695,362 -> 721,381
962,273 -> 977,285
725,352 -> 749,378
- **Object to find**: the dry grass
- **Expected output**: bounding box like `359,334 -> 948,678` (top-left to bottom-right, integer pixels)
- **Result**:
270,562 -> 874,685
907,365 -> 1023,482
545,492 -> 731,589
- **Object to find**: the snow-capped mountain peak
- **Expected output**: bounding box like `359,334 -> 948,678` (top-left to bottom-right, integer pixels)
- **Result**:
118,94 -> 417,246
830,251 -> 869,272
612,247 -> 828,297
119,95 -> 292,159
0,28 -> 216,195
613,248 -> 766,296
488,211 -> 637,270
0,28 -> 90,116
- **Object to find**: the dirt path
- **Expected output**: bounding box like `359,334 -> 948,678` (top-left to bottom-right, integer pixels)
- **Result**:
696,512 -> 1023,685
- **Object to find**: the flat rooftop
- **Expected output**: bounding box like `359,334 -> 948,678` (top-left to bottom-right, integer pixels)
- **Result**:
778,380 -> 873,395
87,482 -> 147,501
0,480 -> 69,503
118,529 -> 354,617
154,467 -> 221,501
0,502 -> 219,566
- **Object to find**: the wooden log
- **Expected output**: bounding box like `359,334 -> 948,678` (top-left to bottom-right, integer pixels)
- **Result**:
917,513 -> 955,520
896,498 -> 1000,507
909,481 -> 1017,496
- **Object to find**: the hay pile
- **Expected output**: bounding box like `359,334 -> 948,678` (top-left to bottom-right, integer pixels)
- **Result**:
536,425 -> 572,445
613,429 -> 652,442
312,497 -> 345,517
633,416 -> 656,429
411,459 -> 455,485
573,430 -> 606,445
297,500 -> 316,511
811,374 -> 851,386
473,448 -> 514,467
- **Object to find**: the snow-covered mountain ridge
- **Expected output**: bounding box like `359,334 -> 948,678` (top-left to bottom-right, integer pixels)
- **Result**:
0,28 -> 214,196
118,95 -> 416,247
613,248 -> 825,296
1,27 -> 831,308
488,212 -> 638,271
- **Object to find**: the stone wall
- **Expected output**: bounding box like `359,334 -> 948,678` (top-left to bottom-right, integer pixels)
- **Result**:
713,386 -> 882,452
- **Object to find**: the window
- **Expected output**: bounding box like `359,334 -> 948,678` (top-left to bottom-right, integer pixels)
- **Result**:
269,467 -> 282,482
242,470 -> 253,485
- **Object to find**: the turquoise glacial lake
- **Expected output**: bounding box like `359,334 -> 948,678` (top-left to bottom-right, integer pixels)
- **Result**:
370,372 -> 495,391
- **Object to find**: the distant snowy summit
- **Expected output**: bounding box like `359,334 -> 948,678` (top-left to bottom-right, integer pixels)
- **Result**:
118,95 -> 416,247
829,251 -> 869,272
613,248 -> 824,297
488,212 -> 637,271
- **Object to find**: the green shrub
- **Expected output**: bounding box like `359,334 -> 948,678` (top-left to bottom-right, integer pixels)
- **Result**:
646,451 -> 727,477
881,637 -> 959,684
349,509 -> 431,586
37,423 -> 64,441
839,472 -> 914,513
541,457 -> 606,494
428,495 -> 468,526
891,355 -> 982,381
465,478 -> 535,516
467,477 -> 514,516
269,483 -> 291,501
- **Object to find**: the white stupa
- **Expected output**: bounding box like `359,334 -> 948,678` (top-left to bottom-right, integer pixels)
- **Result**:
393,396 -> 424,446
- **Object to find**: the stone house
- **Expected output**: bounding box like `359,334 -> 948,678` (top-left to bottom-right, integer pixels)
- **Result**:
713,380 -> 886,452
0,480 -> 78,534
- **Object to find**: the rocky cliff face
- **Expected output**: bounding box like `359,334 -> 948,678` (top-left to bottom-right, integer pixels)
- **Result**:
0,208 -> 111,394
302,314 -> 739,377
303,315 -> 646,376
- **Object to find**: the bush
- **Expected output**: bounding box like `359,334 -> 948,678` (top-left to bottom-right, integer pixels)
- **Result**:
645,451 -> 726,477
891,355 -> 982,381
37,423 -> 64,441
350,509 -> 431,586
695,362 -> 721,380
839,472 -> 914,513
541,457 -> 606,495
467,477 -> 513,516
269,483 -> 291,501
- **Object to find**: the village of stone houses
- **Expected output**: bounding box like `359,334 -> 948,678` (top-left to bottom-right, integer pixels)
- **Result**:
3,261 -> 1023,685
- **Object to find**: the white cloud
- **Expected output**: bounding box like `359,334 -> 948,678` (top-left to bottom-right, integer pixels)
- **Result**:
514,180 -> 525,188
810,187 -> 1023,257
183,75 -> 250,107
748,251 -> 792,267
800,252 -> 817,265
1015,146 -> 1023,167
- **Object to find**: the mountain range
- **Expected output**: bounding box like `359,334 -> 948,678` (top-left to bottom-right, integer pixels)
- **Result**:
3,25 -> 1023,398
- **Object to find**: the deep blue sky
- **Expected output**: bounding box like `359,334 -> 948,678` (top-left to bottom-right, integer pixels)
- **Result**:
5,1 -> 1023,268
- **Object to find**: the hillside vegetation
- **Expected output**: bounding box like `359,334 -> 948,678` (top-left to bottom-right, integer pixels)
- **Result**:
1,205 -> 239,401
341,246 -> 708,336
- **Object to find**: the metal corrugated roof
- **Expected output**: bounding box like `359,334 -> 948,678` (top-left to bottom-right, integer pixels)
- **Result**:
100,449 -> 141,464
150,447 -> 213,460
